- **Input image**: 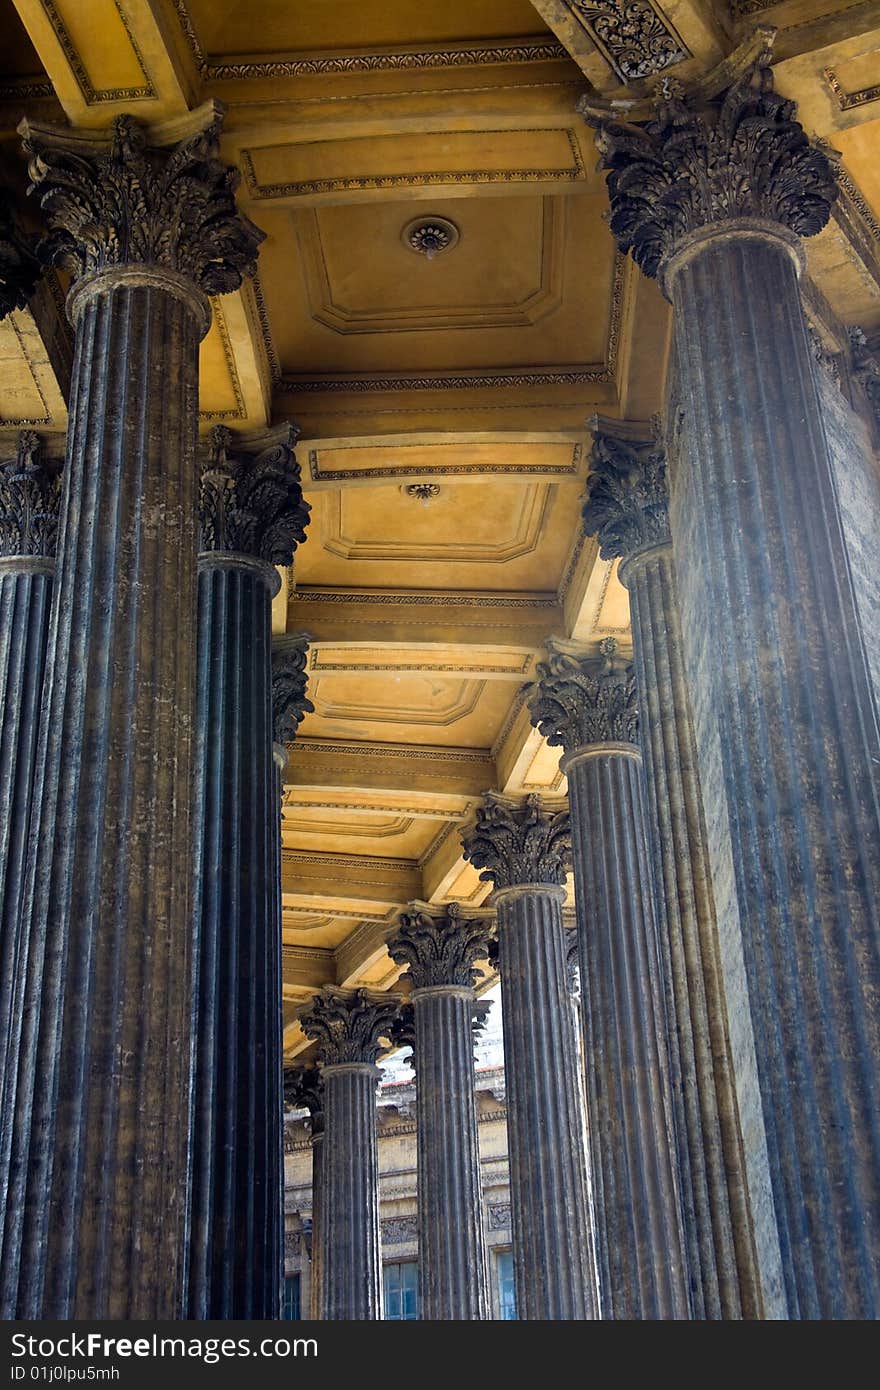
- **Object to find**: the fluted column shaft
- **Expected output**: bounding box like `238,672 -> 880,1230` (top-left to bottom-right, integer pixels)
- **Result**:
564,745 -> 690,1319
622,543 -> 760,1317
412,986 -> 488,1319
666,229 -> 880,1317
0,273 -> 203,1319
494,885 -> 594,1320
187,556 -> 280,1318
321,1063 -> 382,1320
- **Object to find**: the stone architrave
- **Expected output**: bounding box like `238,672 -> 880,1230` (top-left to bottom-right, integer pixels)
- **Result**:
531,640 -> 691,1319
388,904 -> 492,1320
0,109 -> 263,1320
583,420 -> 761,1318
284,1066 -> 324,1320
582,40 -> 880,1318
299,987 -> 400,1320
461,793 -> 596,1321
188,425 -> 309,1319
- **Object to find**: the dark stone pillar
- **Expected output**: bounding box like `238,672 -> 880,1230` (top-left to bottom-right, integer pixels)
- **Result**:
583,421 -> 760,1318
0,111 -> 263,1319
0,433 -> 61,1171
299,988 -> 400,1320
187,426 -> 309,1319
284,1067 -> 324,1320
388,903 -> 492,1320
531,646 -> 690,1319
462,794 -> 595,1321
584,46 -> 880,1317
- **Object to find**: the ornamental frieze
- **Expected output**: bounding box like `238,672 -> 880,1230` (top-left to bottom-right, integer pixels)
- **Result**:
571,0 -> 687,83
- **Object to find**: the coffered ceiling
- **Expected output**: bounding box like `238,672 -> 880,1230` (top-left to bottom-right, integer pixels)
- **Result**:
0,0 -> 878,1059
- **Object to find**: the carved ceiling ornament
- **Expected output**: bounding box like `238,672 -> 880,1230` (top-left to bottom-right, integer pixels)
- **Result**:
571,0 -> 687,83
582,421 -> 670,561
20,112 -> 265,295
579,44 -> 837,282
461,791 -> 572,891
530,636 -> 639,750
0,193 -> 41,319
298,986 -> 401,1068
199,424 -> 310,564
0,430 -> 63,558
271,635 -> 314,746
388,902 -> 492,990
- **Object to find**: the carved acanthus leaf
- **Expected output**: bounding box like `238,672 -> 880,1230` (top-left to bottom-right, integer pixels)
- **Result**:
298,987 -> 401,1067
199,424 -> 310,563
21,114 -> 264,294
461,792 -> 571,891
272,636 -> 313,746
0,192 -> 41,318
849,326 -> 880,430
0,431 -> 63,558
579,50 -> 837,280
283,1066 -> 324,1133
530,637 -> 639,750
389,902 -> 491,989
582,424 -> 669,561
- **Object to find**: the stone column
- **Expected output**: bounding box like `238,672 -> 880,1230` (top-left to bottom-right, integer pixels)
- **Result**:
388,903 -> 492,1320
299,988 -> 400,1320
0,111 -> 263,1320
583,421 -> 760,1318
0,434 -> 61,1144
462,794 -> 595,1321
187,426 -> 309,1319
583,45 -> 880,1317
531,644 -> 690,1319
284,1066 -> 324,1320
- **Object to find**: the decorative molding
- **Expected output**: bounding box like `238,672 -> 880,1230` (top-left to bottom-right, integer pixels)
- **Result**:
171,0 -> 206,69
291,737 -> 495,765
0,79 -> 55,102
285,812 -> 415,840
380,1216 -> 418,1245
389,903 -> 491,989
0,431 -> 62,557
240,127 -> 586,201
569,0 -> 688,83
823,66 -> 880,112
199,297 -> 247,420
491,683 -> 532,760
531,636 -> 639,750
310,676 -> 486,728
282,848 -> 416,872
310,652 -> 532,676
418,818 -> 464,868
249,270 -> 281,383
582,420 -> 669,560
205,40 -> 570,81
284,796 -> 465,821
199,424 -> 309,563
305,440 -> 582,484
462,791 -> 571,891
836,166 -> 880,244
42,0 -> 155,103
488,1202 -> 512,1229
556,526 -> 591,605
290,587 -> 558,610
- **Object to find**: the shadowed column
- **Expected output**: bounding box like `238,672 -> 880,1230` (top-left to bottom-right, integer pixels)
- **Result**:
388,903 -> 492,1320
299,988 -> 400,1320
462,793 -> 596,1321
583,420 -> 760,1318
284,1066 -> 324,1320
531,642 -> 691,1319
583,41 -> 880,1317
0,110 -> 263,1319
188,426 -> 309,1319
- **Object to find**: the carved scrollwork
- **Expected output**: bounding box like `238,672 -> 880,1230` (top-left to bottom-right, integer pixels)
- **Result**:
530,637 -> 639,751
461,792 -> 571,891
389,902 -> 492,990
283,1066 -> 324,1134
21,113 -> 265,295
271,636 -> 314,747
572,0 -> 687,83
199,424 -> 310,564
0,430 -> 63,558
298,987 -> 401,1067
582,422 -> 669,561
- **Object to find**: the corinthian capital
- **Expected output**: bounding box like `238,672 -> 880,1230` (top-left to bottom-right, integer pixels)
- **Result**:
0,191 -> 40,319
199,424 -> 310,564
272,635 -> 313,746
299,987 -> 401,1068
0,431 -> 62,558
283,1066 -> 324,1133
20,107 -> 264,295
579,43 -> 836,281
530,637 -> 639,751
388,902 -> 491,990
461,792 -> 571,891
582,418 -> 669,562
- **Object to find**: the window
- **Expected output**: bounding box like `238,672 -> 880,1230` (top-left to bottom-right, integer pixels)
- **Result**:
383,1260 -> 419,1320
281,1273 -> 301,1320
496,1250 -> 516,1320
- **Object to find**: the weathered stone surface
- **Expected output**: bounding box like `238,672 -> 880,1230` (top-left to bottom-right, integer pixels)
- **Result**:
0,192 -> 40,318
284,1067 -> 324,1319
530,637 -> 638,750
462,790 -> 570,889
199,423 -> 309,565
272,636 -> 314,749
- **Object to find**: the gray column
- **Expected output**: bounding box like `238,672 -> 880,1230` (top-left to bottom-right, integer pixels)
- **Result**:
284,1066 -> 324,1320
462,794 -> 595,1321
389,903 -> 492,1320
0,111 -> 262,1319
299,988 -> 400,1320
584,45 -> 880,1318
0,434 -> 61,1185
583,421 -> 761,1318
187,427 -> 309,1319
531,645 -> 691,1319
